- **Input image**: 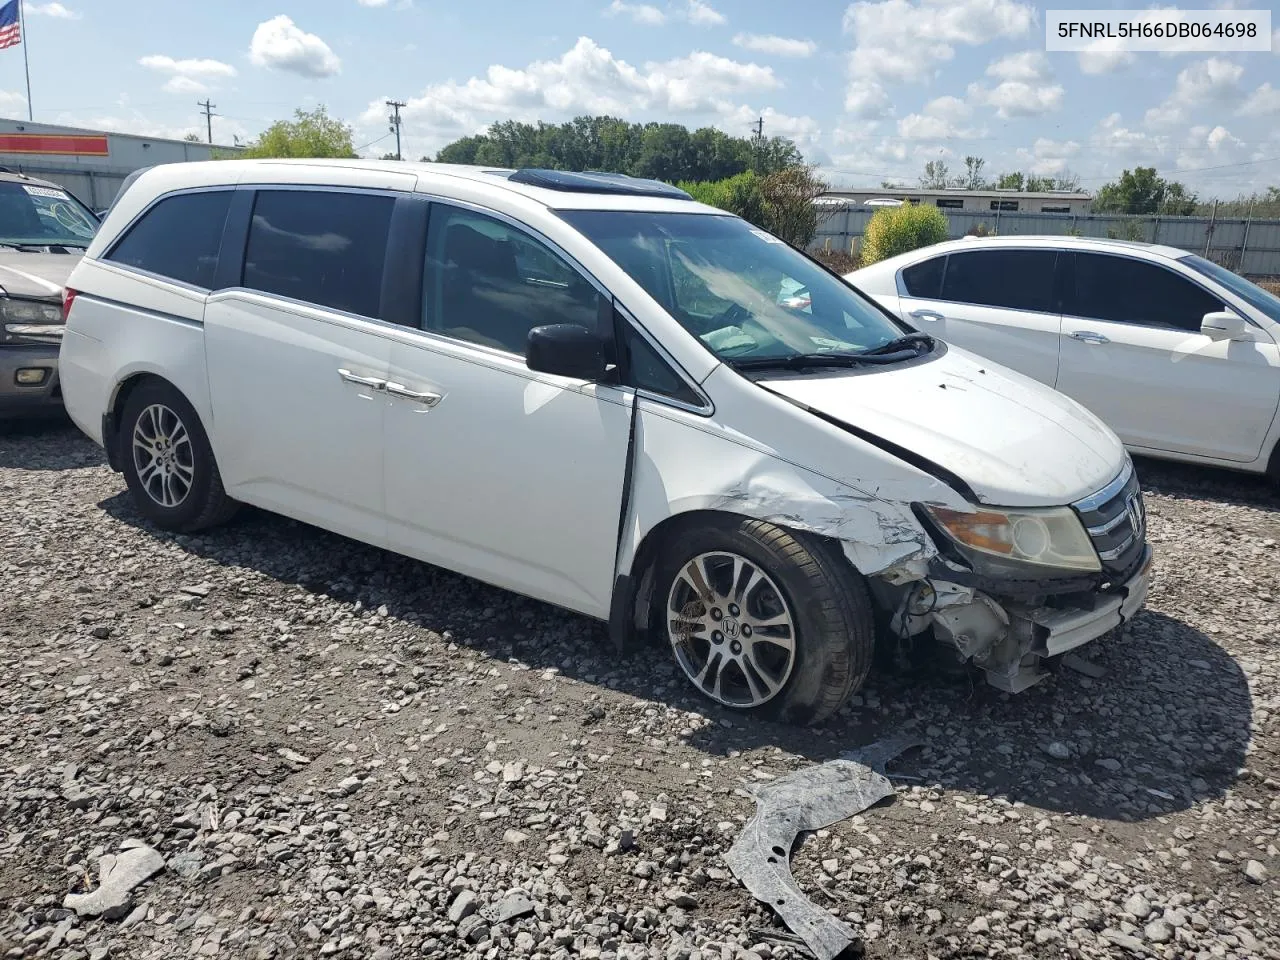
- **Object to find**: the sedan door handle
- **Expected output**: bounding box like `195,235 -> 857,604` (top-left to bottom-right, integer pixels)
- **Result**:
1069,331 -> 1110,345
385,382 -> 443,407
338,368 -> 387,389
910,309 -> 945,322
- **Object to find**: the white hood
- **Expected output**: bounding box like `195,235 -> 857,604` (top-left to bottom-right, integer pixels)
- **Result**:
760,345 -> 1127,507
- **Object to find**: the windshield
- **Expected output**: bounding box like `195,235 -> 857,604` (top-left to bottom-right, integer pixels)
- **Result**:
560,210 -> 909,364
0,180 -> 98,248
1180,254 -> 1280,324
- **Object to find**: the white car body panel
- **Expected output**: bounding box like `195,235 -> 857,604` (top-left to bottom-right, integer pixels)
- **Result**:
379,326 -> 633,618
847,236 -> 1280,474
202,291 -> 390,546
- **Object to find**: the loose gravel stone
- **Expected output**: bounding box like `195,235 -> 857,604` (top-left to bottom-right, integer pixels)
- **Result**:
1,428 -> 1278,959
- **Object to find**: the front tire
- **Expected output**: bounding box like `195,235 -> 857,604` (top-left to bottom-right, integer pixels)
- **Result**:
118,381 -> 237,533
652,516 -> 874,726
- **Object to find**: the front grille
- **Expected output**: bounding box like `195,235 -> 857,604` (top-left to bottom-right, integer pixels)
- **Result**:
1073,460 -> 1146,579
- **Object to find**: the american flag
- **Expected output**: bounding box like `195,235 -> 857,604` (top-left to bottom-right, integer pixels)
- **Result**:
0,0 -> 20,51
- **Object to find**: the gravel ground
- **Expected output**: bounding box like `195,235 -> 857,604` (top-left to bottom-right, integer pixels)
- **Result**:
1,419 -> 1277,960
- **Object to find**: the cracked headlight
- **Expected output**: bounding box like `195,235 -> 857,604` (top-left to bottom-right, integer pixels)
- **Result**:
923,503 -> 1101,574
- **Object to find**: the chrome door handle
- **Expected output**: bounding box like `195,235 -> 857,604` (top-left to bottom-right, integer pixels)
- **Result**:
338,368 -> 387,389
385,382 -> 443,407
910,309 -> 944,322
1069,331 -> 1110,345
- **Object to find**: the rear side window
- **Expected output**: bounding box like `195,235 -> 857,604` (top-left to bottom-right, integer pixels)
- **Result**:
1070,252 -> 1224,331
901,256 -> 945,298
941,249 -> 1057,313
106,190 -> 232,289
242,190 -> 394,317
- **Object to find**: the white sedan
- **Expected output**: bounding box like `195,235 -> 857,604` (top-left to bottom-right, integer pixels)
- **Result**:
847,235 -> 1280,476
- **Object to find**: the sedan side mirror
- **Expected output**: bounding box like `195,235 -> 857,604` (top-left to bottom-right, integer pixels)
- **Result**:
1201,310 -> 1247,340
526,324 -> 609,380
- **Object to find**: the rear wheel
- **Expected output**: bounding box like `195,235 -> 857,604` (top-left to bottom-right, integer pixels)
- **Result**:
652,516 -> 874,726
118,381 -> 238,533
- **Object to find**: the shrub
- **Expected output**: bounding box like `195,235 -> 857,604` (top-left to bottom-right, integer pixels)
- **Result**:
678,171 -> 766,226
860,204 -> 949,266
679,164 -> 832,249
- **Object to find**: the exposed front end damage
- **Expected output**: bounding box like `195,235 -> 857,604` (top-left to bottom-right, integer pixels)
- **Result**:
863,546 -> 1154,692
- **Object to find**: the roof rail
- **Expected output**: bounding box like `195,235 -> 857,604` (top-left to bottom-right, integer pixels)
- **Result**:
506,168 -> 693,200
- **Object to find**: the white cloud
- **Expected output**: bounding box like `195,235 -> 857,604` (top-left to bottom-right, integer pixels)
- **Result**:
968,51 -> 1063,118
842,0 -> 1035,86
606,0 -> 666,25
0,90 -> 26,113
139,55 -> 237,95
25,2 -> 79,18
844,80 -> 891,119
360,37 -> 781,154
719,104 -> 821,149
249,15 -> 341,78
896,95 -> 984,140
1013,137 -> 1081,175
1144,57 -> 1244,128
1176,123 -> 1245,170
1091,112 -> 1168,161
1239,83 -> 1280,117
686,0 -> 725,25
733,33 -> 816,57
1076,38 -> 1136,75
357,0 -> 390,5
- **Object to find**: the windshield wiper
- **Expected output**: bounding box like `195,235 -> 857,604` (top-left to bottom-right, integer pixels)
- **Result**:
858,332 -> 935,356
730,352 -> 882,371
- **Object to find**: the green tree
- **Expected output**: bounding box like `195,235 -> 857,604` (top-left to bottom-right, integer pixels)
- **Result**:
1092,167 -> 1197,215
958,156 -> 987,190
239,106 -> 357,159
183,132 -> 202,143
433,115 -> 803,180
919,160 -> 950,189
860,204 -> 949,266
678,171 -> 767,226
995,171 -> 1025,191
759,164 -> 830,248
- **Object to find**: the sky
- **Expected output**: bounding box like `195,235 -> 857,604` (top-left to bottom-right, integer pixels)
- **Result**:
0,0 -> 1277,197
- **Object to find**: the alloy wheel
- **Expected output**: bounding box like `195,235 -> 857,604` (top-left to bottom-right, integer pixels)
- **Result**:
666,551 -> 797,708
131,403 -> 195,508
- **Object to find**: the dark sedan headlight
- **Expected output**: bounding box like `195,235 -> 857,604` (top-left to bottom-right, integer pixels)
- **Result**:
1,297 -> 64,341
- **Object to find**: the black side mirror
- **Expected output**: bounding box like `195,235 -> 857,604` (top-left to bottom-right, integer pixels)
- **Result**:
526,324 -> 609,380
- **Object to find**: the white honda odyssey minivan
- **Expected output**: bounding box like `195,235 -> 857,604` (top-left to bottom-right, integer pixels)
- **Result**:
58,159 -> 1151,724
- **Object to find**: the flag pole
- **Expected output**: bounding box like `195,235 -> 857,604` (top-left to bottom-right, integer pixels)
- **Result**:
18,0 -> 30,120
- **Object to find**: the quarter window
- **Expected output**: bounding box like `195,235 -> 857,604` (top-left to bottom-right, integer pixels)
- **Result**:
901,256 -> 945,298
242,190 -> 394,317
424,205 -> 601,354
620,323 -> 701,406
1070,252 -> 1225,332
106,190 -> 232,289
990,199 -> 1019,212
941,249 -> 1057,313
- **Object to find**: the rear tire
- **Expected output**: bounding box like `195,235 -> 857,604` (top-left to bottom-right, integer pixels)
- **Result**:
651,516 -> 874,726
118,381 -> 238,533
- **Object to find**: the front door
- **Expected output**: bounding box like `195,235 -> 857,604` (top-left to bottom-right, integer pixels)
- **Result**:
204,188 -> 397,542
1055,251 -> 1280,462
381,203 -> 632,617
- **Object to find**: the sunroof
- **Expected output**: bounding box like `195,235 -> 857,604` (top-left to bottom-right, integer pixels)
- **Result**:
507,168 -> 692,200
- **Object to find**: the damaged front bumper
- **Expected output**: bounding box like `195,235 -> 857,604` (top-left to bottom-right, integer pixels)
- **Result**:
890,545 -> 1153,693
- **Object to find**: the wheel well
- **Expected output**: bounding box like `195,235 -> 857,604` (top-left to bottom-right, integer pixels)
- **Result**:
622,509 -> 858,651
104,373 -> 187,466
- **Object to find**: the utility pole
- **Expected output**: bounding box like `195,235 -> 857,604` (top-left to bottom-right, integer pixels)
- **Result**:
386,99 -> 406,160
197,100 -> 217,145
750,116 -> 764,171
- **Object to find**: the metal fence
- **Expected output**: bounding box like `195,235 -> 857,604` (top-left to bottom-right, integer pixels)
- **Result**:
810,207 -> 1280,277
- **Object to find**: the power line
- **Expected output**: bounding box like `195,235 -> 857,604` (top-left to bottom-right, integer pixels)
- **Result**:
386,99 -> 406,160
355,131 -> 394,154
197,100 -> 217,145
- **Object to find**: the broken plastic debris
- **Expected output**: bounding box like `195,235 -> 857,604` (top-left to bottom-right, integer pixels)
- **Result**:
723,735 -> 920,960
